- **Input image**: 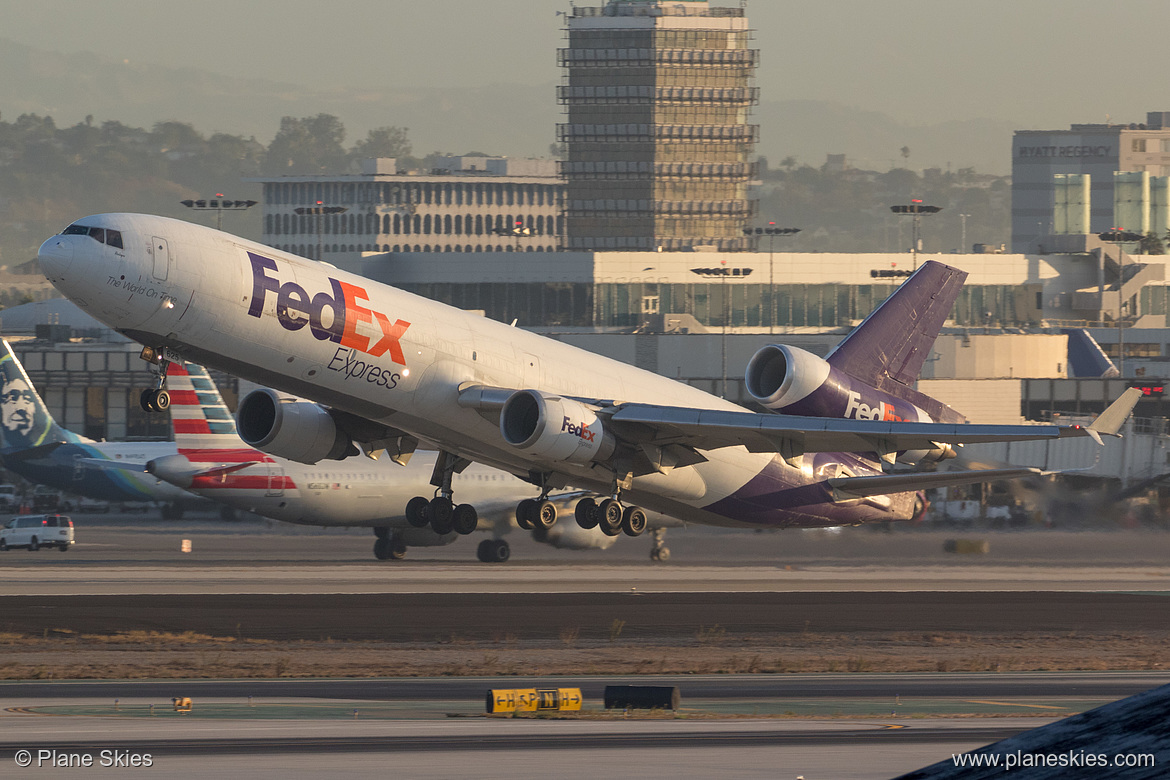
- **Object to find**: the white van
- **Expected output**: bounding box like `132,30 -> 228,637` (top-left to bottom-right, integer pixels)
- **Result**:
0,514 -> 74,551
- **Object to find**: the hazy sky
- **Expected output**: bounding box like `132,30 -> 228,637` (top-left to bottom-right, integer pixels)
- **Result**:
3,0 -> 1166,129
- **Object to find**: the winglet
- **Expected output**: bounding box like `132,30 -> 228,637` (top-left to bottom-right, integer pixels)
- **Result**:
1087,387 -> 1143,437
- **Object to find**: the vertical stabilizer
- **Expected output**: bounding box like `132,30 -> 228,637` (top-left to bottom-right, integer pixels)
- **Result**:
166,364 -> 263,463
826,260 -> 967,390
0,340 -> 82,449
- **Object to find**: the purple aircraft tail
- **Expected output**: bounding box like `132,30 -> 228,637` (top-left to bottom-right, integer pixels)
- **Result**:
826,260 -> 967,391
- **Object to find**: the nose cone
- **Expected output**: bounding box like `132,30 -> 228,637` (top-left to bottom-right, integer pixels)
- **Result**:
37,235 -> 74,279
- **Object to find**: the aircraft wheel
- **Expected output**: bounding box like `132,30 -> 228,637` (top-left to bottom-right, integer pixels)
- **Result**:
28,537 -> 39,552
532,499 -> 557,530
621,506 -> 648,537
651,547 -> 671,562
476,538 -> 511,563
405,496 -> 430,528
153,389 -> 171,411
515,498 -> 536,530
575,498 -> 598,529
598,499 -> 623,537
429,497 -> 454,534
374,537 -> 393,560
388,536 -> 407,560
140,389 -> 157,412
452,504 -> 478,535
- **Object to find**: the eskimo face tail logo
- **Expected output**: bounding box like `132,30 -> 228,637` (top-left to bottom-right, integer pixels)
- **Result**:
247,253 -> 411,366
0,354 -> 53,447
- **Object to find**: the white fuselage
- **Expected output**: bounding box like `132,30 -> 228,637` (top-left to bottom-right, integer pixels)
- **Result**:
179,449 -> 531,528
40,214 -> 883,529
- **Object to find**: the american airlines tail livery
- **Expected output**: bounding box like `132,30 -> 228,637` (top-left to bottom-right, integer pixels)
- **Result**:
38,215 -> 1140,538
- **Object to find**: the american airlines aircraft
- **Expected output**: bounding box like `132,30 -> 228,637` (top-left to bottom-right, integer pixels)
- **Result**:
37,215 -> 1140,539
150,363 -> 607,562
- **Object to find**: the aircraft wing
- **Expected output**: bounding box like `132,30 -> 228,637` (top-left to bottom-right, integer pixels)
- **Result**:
77,458 -> 149,472
604,387 -> 1142,462
827,467 -> 1041,500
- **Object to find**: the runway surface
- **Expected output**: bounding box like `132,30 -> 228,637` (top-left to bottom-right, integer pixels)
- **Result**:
1,524 -> 1169,595
1,523 -> 1166,776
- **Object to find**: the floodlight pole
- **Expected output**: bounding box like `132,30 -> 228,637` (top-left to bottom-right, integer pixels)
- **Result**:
180,195 -> 257,231
294,203 -> 349,261
890,201 -> 941,270
743,223 -> 800,333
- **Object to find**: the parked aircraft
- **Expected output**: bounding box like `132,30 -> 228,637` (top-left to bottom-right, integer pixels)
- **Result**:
37,215 -> 1140,541
0,339 -> 192,511
102,362 -> 638,561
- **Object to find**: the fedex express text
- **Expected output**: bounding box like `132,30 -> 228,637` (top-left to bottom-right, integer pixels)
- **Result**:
247,253 -> 410,391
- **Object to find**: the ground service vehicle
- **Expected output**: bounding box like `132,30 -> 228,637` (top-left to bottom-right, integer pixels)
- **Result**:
0,514 -> 74,551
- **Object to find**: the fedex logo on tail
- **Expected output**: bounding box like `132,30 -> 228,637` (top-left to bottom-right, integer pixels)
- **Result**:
247,254 -> 410,366
845,391 -> 906,422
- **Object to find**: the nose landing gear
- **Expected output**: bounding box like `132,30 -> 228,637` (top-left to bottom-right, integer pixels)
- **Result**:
138,346 -> 173,412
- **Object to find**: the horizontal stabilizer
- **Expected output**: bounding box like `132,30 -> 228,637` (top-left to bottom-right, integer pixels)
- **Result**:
0,441 -> 64,463
828,467 -> 1041,501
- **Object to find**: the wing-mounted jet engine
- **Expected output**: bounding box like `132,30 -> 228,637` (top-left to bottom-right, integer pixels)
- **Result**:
745,344 -> 957,467
236,389 -> 418,466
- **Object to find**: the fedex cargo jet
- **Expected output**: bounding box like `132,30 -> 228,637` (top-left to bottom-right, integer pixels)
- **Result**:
37,215 -> 1140,539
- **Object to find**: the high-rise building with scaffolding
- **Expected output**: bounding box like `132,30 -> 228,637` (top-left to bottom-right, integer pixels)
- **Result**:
558,0 -> 758,251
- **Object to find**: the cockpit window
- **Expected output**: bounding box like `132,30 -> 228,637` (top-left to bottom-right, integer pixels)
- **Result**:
60,223 -> 123,248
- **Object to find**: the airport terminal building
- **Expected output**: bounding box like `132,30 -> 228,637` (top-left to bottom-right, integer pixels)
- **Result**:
249,156 -> 565,268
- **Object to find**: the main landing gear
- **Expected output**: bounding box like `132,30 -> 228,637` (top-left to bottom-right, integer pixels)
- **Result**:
572,495 -> 649,538
373,526 -> 407,561
404,451 -> 479,537
139,346 -> 171,412
514,473 -> 561,532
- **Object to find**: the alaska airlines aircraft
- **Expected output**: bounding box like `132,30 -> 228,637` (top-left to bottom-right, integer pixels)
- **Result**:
0,339 -> 192,508
37,215 -> 1140,539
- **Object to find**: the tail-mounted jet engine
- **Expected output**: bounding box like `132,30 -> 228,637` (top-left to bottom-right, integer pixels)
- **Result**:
745,344 -> 956,466
236,388 -> 354,464
500,390 -> 616,464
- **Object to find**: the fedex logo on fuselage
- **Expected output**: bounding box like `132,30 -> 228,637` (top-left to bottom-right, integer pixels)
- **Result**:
561,416 -> 597,442
247,254 -> 410,366
845,391 -> 905,422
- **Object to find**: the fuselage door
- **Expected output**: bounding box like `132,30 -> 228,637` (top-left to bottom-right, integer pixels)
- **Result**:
520,352 -> 541,389
266,464 -> 285,497
151,236 -> 170,281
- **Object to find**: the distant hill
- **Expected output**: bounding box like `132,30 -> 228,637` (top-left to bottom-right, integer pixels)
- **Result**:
1,38 -> 1016,174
